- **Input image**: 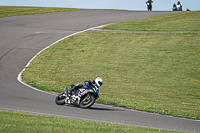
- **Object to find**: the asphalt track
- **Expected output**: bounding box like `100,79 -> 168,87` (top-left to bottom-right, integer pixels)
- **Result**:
0,10 -> 199,132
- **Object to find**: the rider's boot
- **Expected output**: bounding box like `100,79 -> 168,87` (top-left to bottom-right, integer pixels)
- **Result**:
68,86 -> 75,96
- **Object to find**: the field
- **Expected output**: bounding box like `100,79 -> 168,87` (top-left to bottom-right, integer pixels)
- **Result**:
0,110 -> 187,133
0,6 -> 89,18
100,11 -> 200,31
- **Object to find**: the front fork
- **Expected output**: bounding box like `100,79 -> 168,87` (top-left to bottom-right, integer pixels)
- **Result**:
64,87 -> 70,103
64,87 -> 68,94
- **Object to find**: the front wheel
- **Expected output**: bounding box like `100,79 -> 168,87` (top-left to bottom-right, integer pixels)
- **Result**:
55,92 -> 66,105
79,94 -> 95,108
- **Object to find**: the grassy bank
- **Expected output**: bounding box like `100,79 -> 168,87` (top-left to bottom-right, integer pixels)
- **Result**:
0,6 -> 89,18
0,110 -> 188,133
100,11 -> 200,31
23,32 -> 200,119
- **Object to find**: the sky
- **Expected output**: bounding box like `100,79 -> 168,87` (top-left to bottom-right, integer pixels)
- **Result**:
0,0 -> 199,11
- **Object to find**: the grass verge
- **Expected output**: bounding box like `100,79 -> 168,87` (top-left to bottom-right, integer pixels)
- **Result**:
0,110 -> 188,133
0,6 -> 89,18
100,11 -> 200,31
23,32 -> 200,119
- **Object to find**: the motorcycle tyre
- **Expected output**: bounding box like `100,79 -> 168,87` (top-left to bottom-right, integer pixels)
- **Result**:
55,92 -> 66,105
79,94 -> 95,108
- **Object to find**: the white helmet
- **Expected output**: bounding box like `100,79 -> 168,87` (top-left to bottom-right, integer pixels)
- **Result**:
95,77 -> 103,87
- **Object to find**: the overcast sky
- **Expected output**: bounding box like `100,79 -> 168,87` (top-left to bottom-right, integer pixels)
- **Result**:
0,0 -> 199,11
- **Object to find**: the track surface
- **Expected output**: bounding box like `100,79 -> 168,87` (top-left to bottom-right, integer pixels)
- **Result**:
0,10 -> 199,132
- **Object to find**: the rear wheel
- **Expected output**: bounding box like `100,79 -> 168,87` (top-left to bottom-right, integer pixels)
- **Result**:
55,92 -> 66,105
79,94 -> 95,108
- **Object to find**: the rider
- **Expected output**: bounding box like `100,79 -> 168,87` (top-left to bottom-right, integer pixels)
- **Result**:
68,77 -> 103,96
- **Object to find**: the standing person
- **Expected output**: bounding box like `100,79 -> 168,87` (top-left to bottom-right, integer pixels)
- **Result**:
146,0 -> 153,11
177,1 -> 182,11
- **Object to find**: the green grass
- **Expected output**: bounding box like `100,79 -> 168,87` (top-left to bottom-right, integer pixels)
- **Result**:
100,11 -> 200,31
0,6 -> 89,18
23,32 -> 200,119
0,110 -> 188,133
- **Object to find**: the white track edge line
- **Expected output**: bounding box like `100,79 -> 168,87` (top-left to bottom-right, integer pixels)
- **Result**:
17,24 -> 108,96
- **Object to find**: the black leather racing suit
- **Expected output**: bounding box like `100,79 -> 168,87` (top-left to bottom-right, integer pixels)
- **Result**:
68,80 -> 96,95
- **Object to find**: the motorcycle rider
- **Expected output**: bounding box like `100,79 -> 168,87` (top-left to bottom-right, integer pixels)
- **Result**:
68,77 -> 103,96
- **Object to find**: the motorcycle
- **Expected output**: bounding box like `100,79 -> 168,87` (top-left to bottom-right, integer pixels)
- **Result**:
55,85 -> 99,108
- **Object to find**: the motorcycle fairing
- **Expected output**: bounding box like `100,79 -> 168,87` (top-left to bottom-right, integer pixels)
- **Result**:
77,89 -> 93,97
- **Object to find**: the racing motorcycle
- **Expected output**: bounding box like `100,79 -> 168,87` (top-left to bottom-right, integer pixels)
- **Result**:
55,85 -> 99,108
